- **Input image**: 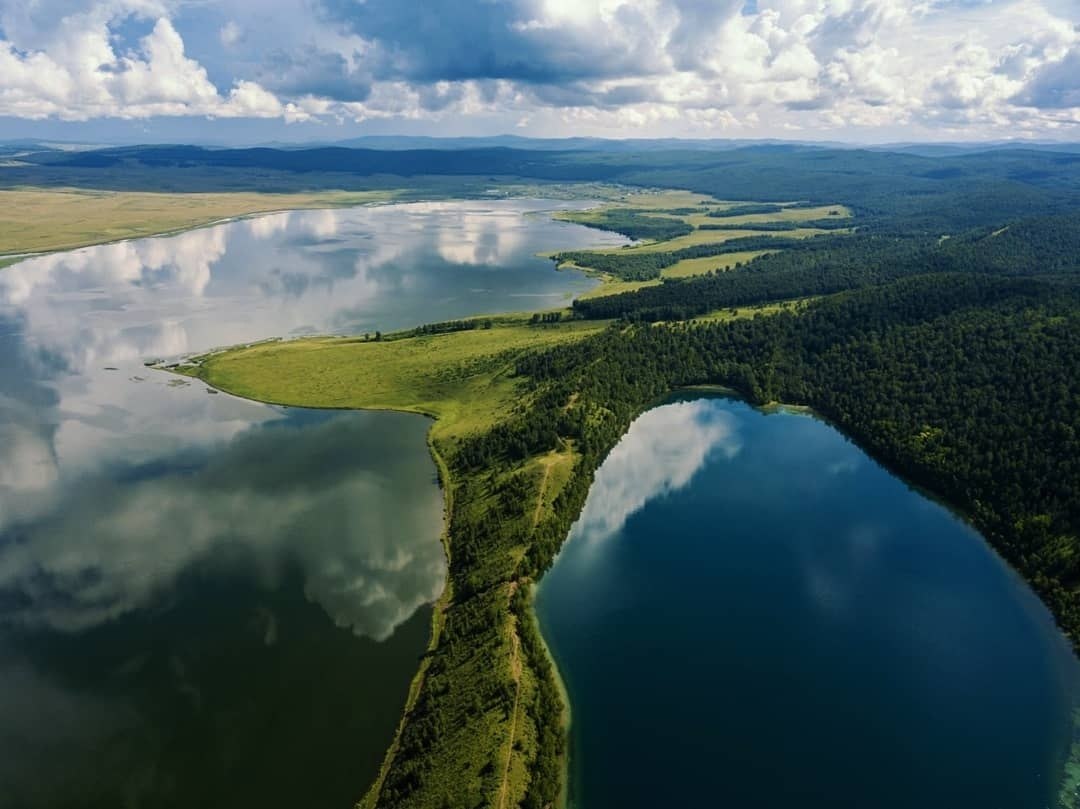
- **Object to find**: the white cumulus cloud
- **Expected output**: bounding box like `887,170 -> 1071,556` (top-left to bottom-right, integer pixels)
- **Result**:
0,0 -> 1078,137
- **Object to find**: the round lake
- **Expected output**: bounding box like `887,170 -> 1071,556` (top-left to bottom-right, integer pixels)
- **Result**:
536,396 -> 1079,809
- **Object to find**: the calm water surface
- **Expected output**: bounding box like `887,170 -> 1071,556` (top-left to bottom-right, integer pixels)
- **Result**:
0,200 -> 623,808
536,396 -> 1079,809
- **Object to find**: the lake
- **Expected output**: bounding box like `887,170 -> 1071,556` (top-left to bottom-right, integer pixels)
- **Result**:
535,395 -> 1079,809
0,199 -> 624,808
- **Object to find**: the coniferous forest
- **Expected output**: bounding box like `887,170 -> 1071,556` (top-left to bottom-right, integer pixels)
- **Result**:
372,200 -> 1080,808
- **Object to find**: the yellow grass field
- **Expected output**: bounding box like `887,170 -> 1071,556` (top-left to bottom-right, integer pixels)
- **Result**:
576,277 -> 661,299
685,203 -> 851,227
617,190 -> 720,208
661,249 -> 775,278
0,188 -> 398,255
586,225 -> 834,255
552,192 -> 852,299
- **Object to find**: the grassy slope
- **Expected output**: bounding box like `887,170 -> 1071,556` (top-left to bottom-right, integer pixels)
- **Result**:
0,188 -> 398,255
185,323 -> 604,428
571,250 -> 775,300
598,225 -> 835,253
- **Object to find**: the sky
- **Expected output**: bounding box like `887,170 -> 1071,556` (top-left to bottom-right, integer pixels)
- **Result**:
0,0 -> 1078,144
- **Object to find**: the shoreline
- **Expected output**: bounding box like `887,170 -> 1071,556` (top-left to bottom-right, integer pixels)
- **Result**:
527,580 -> 574,809
0,185 -> 630,263
169,367 -> 583,809
0,191 -> 402,261
358,425 -> 456,809
157,370 -> 454,809
171,322 -> 1080,809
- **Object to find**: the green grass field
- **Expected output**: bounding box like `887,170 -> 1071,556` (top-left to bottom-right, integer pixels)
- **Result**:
570,250 -> 775,299
661,249 -> 775,278
595,225 -> 836,254
555,193 -> 848,260
0,188 -> 399,255
549,192 -> 852,298
183,320 -> 606,440
684,203 -> 851,228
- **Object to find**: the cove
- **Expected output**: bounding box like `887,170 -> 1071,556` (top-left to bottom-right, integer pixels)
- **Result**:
535,395 -> 1078,809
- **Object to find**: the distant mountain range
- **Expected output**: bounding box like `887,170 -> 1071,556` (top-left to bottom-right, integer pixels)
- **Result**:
3,135 -> 1079,158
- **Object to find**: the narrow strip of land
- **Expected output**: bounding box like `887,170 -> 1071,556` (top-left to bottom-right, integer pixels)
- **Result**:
496,582 -> 523,809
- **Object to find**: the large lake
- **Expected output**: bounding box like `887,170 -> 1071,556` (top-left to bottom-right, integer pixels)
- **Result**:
536,396 -> 1079,809
0,200 -> 624,808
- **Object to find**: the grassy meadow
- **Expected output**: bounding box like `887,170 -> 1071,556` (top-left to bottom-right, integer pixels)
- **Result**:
181,320 -> 606,439
0,188 -> 398,255
660,249 -> 775,278
552,191 -> 852,297
592,223 -> 838,253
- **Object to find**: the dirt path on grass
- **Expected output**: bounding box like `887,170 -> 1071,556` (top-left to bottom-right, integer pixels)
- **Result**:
496,582 -> 524,809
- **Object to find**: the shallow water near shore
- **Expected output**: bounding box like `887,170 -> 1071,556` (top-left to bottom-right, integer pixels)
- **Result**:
0,199 -> 623,808
535,395 -> 1079,809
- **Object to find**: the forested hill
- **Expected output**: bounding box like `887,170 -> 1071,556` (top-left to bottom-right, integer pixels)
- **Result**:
8,143 -> 1080,231
573,211 -> 1080,321
425,201 -> 1080,655
502,270 -> 1080,647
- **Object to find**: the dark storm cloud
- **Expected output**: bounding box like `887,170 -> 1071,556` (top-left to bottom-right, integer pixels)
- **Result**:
259,49 -> 373,102
530,80 -> 662,109
317,0 -> 661,86
1014,46 -> 1080,109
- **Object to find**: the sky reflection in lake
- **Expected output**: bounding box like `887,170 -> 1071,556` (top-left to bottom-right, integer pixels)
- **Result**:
0,200 -> 622,516
0,199 -> 621,565
0,199 -> 620,808
569,398 -> 742,549
537,395 -> 1079,809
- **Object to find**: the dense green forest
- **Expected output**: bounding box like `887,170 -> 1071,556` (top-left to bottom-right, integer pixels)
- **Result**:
554,235 -> 824,280
8,144 -> 1080,237
516,274 -> 1080,634
560,208 -> 693,241
572,216 -> 1080,319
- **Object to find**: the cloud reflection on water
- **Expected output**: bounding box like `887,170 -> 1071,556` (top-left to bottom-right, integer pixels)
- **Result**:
0,412 -> 446,642
572,398 -> 742,547
0,199 -> 622,642
0,198 -> 630,808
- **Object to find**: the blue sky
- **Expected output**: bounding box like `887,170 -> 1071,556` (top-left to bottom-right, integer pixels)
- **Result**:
0,0 -> 1078,144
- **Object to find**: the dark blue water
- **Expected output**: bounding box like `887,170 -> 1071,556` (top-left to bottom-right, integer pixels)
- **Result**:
0,407 -> 446,808
536,396 -> 1078,809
